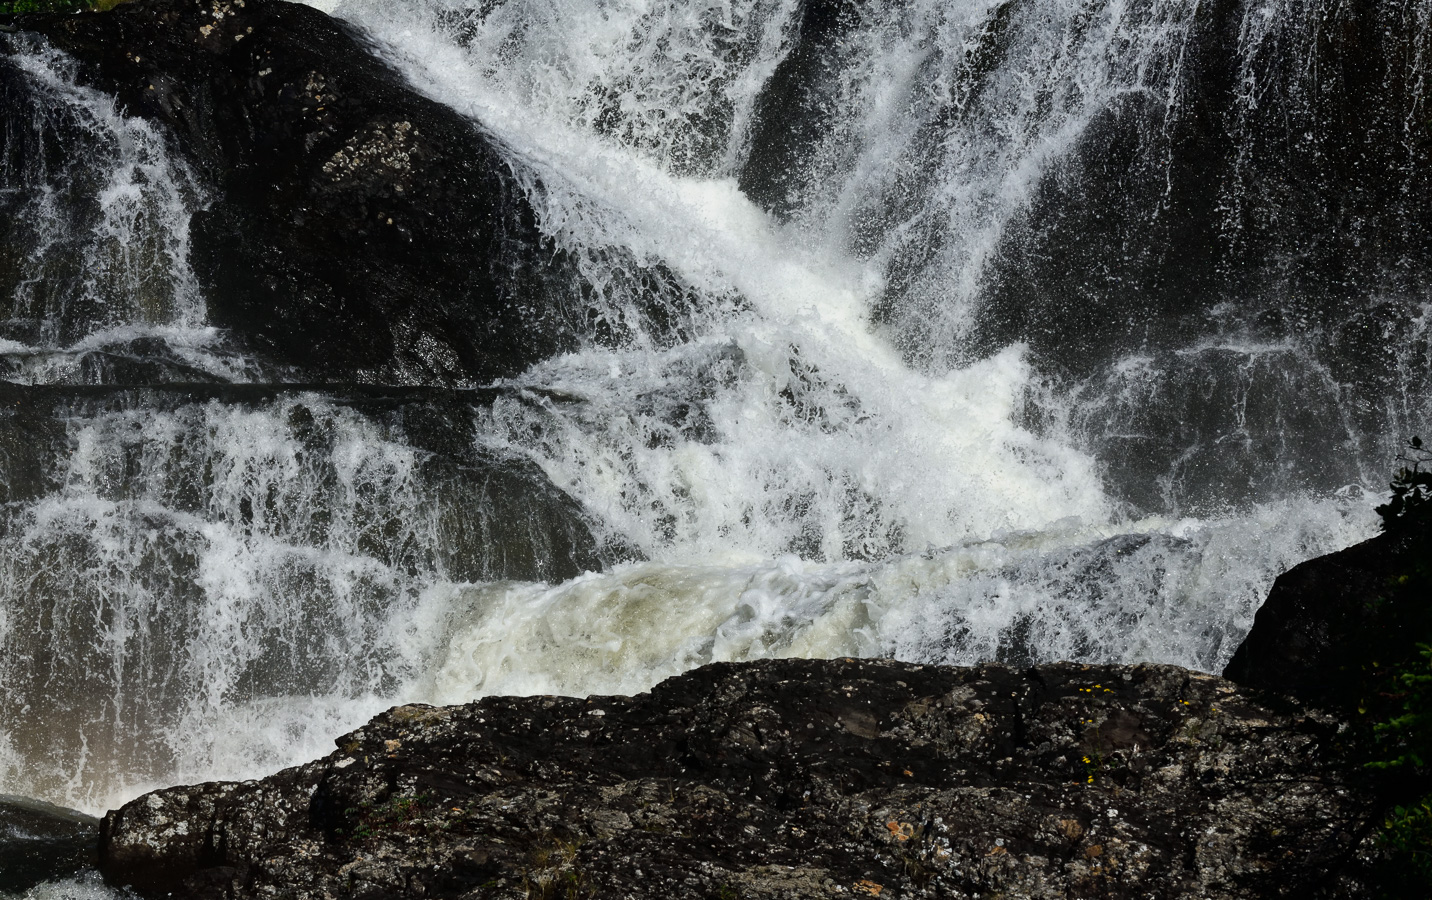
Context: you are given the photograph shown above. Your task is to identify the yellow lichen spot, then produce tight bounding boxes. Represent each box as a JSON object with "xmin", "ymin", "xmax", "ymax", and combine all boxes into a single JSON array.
[
  {"xmin": 1057, "ymin": 818, "xmax": 1085, "ymax": 839},
  {"xmin": 886, "ymin": 821, "xmax": 914, "ymax": 842},
  {"xmin": 853, "ymin": 879, "xmax": 884, "ymax": 896}
]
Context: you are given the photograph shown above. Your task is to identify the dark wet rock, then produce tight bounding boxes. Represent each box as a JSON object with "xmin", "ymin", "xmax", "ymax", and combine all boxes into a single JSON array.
[
  {"xmin": 0, "ymin": 380, "xmax": 612, "ymax": 583},
  {"xmin": 0, "ymin": 380, "xmax": 619, "ymax": 803},
  {"xmin": 1073, "ymin": 347, "xmax": 1363, "ymax": 516},
  {"xmin": 738, "ymin": 0, "xmax": 863, "ymax": 221},
  {"xmin": 1006, "ymin": 3, "xmax": 1432, "ymax": 505},
  {"xmin": 0, "ymin": 794, "xmax": 99, "ymax": 893},
  {"xmin": 4, "ymin": 0, "xmax": 581, "ymax": 385},
  {"xmin": 982, "ymin": 0, "xmax": 1432, "ymax": 508},
  {"xmin": 1223, "ymin": 525, "xmax": 1432, "ymax": 713},
  {"xmin": 0, "ymin": 40, "xmax": 209, "ymax": 352},
  {"xmin": 101, "ymin": 658, "xmax": 1380, "ymax": 899},
  {"xmin": 752, "ymin": 0, "xmax": 1432, "ymax": 377}
]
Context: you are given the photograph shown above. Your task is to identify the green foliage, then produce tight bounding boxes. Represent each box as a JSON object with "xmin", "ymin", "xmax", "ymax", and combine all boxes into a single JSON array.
[
  {"xmin": 336, "ymin": 793, "xmax": 436, "ymax": 843},
  {"xmin": 0, "ymin": 0, "xmax": 83, "ymax": 12},
  {"xmin": 1367, "ymin": 440, "xmax": 1432, "ymax": 896},
  {"xmin": 1378, "ymin": 437, "xmax": 1432, "ymax": 533},
  {"xmin": 522, "ymin": 832, "xmax": 588, "ymax": 900},
  {"xmin": 1369, "ymin": 645, "xmax": 1432, "ymax": 772},
  {"xmin": 1375, "ymin": 798, "xmax": 1432, "ymax": 897}
]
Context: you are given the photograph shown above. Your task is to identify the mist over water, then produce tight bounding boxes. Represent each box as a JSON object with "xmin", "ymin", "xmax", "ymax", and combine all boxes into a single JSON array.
[{"xmin": 0, "ymin": 0, "xmax": 1425, "ymax": 826}]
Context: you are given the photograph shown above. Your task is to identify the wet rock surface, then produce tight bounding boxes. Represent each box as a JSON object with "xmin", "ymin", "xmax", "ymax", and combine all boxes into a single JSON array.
[
  {"xmin": 101, "ymin": 657, "xmax": 1379, "ymax": 899},
  {"xmin": 739, "ymin": 0, "xmax": 1432, "ymax": 514},
  {"xmin": 0, "ymin": 381, "xmax": 613, "ymax": 584},
  {"xmin": 3, "ymin": 0, "xmax": 580, "ymax": 385},
  {"xmin": 0, "ymin": 794, "xmax": 99, "ymax": 893}
]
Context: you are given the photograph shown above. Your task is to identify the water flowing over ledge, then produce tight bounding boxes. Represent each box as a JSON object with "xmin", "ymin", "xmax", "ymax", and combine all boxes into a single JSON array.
[{"xmin": 0, "ymin": 0, "xmax": 1425, "ymax": 832}]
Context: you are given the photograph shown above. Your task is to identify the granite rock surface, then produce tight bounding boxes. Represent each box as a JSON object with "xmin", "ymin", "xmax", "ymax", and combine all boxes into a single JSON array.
[{"xmin": 101, "ymin": 657, "xmax": 1379, "ymax": 899}]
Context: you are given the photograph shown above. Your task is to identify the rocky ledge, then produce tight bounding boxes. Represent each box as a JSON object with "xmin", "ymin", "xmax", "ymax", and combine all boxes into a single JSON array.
[
  {"xmin": 3, "ymin": 0, "xmax": 580, "ymax": 385},
  {"xmin": 101, "ymin": 657, "xmax": 1379, "ymax": 899}
]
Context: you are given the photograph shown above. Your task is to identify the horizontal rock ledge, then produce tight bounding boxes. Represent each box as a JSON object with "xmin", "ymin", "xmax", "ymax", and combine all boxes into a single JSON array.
[{"xmin": 100, "ymin": 657, "xmax": 1380, "ymax": 899}]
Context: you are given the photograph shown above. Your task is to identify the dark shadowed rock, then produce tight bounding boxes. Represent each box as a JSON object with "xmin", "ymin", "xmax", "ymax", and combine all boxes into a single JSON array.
[
  {"xmin": 0, "ymin": 380, "xmax": 614, "ymax": 584},
  {"xmin": 0, "ymin": 794, "xmax": 99, "ymax": 893},
  {"xmin": 738, "ymin": 0, "xmax": 862, "ymax": 222},
  {"xmin": 100, "ymin": 658, "xmax": 1380, "ymax": 899},
  {"xmin": 5, "ymin": 0, "xmax": 581, "ymax": 385},
  {"xmin": 1223, "ymin": 527, "xmax": 1432, "ymax": 712}
]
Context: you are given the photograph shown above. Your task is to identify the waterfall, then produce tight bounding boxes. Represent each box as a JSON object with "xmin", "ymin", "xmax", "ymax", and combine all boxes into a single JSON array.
[{"xmin": 0, "ymin": 0, "xmax": 1424, "ymax": 826}]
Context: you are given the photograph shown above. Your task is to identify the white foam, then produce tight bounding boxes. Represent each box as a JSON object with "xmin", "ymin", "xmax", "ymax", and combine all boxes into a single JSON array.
[
  {"xmin": 0, "ymin": 0, "xmax": 1397, "ymax": 818},
  {"xmin": 419, "ymin": 494, "xmax": 1373, "ymax": 701},
  {"xmin": 5, "ymin": 874, "xmax": 129, "ymax": 900}
]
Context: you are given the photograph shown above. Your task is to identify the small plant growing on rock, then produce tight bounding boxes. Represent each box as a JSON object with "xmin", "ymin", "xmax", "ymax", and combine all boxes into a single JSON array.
[
  {"xmin": 1367, "ymin": 438, "xmax": 1432, "ymax": 897},
  {"xmin": 338, "ymin": 793, "xmax": 435, "ymax": 843},
  {"xmin": 1371, "ymin": 645, "xmax": 1432, "ymax": 772},
  {"xmin": 1368, "ymin": 645, "xmax": 1432, "ymax": 895},
  {"xmin": 1380, "ymin": 797, "xmax": 1432, "ymax": 889},
  {"xmin": 522, "ymin": 833, "xmax": 588, "ymax": 900},
  {"xmin": 1377, "ymin": 437, "xmax": 1432, "ymax": 533}
]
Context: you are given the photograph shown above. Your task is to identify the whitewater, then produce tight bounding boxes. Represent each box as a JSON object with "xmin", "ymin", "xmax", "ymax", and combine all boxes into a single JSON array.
[{"xmin": 2, "ymin": 0, "xmax": 1421, "ymax": 857}]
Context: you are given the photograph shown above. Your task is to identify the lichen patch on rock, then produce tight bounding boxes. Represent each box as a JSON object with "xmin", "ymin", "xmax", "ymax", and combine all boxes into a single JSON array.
[{"xmin": 99, "ymin": 658, "xmax": 1381, "ymax": 899}]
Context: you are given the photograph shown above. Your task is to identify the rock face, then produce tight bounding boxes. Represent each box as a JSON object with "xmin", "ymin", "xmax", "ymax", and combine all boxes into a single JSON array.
[
  {"xmin": 100, "ymin": 658, "xmax": 1378, "ymax": 899},
  {"xmin": 7, "ymin": 0, "xmax": 580, "ymax": 385},
  {"xmin": 0, "ymin": 794, "xmax": 99, "ymax": 893},
  {"xmin": 1222, "ymin": 526, "xmax": 1432, "ymax": 711},
  {"xmin": 0, "ymin": 381, "xmax": 612, "ymax": 582}
]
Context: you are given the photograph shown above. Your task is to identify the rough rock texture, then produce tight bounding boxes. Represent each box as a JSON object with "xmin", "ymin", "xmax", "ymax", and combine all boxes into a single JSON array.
[
  {"xmin": 101, "ymin": 658, "xmax": 1379, "ymax": 899},
  {"xmin": 4, "ymin": 0, "xmax": 580, "ymax": 385},
  {"xmin": 1223, "ymin": 526, "xmax": 1432, "ymax": 711}
]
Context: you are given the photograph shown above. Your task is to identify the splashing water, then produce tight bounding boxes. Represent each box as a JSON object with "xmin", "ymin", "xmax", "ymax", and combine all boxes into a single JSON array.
[{"xmin": 1, "ymin": 0, "xmax": 1425, "ymax": 822}]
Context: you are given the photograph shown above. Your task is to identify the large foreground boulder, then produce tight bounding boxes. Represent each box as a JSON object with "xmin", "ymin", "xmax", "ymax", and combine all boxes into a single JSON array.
[
  {"xmin": 4, "ymin": 0, "xmax": 579, "ymax": 385},
  {"xmin": 100, "ymin": 658, "xmax": 1379, "ymax": 899},
  {"xmin": 1223, "ymin": 525, "xmax": 1432, "ymax": 711}
]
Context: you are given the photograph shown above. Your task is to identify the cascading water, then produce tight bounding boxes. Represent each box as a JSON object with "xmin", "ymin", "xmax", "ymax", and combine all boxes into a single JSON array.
[{"xmin": 0, "ymin": 0, "xmax": 1424, "ymax": 872}]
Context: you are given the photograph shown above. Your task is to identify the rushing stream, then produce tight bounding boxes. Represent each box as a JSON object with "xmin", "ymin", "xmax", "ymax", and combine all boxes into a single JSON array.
[{"xmin": 1, "ymin": 0, "xmax": 1427, "ymax": 863}]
